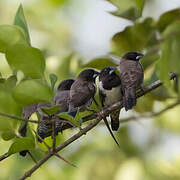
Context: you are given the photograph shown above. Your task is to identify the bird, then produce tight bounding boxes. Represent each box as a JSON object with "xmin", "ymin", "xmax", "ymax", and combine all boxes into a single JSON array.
[
  {"xmin": 119, "ymin": 52, "xmax": 144, "ymax": 111},
  {"xmin": 68, "ymin": 68, "xmax": 99, "ymax": 117},
  {"xmin": 98, "ymin": 66, "xmax": 122, "ymax": 147},
  {"xmin": 37, "ymin": 102, "xmax": 52, "ymax": 141},
  {"xmin": 37, "ymin": 79, "xmax": 75, "ymax": 141},
  {"xmin": 19, "ymin": 104, "xmax": 38, "ymax": 157},
  {"xmin": 54, "ymin": 79, "xmax": 75, "ymax": 130},
  {"xmin": 99, "ymin": 66, "xmax": 122, "ymax": 130}
]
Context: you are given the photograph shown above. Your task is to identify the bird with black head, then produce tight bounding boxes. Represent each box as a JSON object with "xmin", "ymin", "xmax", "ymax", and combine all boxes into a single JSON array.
[
  {"xmin": 120, "ymin": 52, "xmax": 144, "ymax": 111},
  {"xmin": 99, "ymin": 66, "xmax": 122, "ymax": 146}
]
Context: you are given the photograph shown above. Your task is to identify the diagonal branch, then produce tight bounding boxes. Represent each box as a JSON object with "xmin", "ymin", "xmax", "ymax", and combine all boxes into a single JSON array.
[{"xmin": 19, "ymin": 73, "xmax": 177, "ymax": 180}]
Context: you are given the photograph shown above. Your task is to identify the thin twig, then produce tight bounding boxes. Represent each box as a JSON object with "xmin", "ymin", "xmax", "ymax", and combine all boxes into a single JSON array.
[
  {"xmin": 32, "ymin": 129, "xmax": 76, "ymax": 168},
  {"xmin": 19, "ymin": 151, "xmax": 53, "ymax": 180},
  {"xmin": 27, "ymin": 151, "xmax": 37, "ymax": 164},
  {"xmin": 54, "ymin": 153, "xmax": 77, "ymax": 168},
  {"xmin": 32, "ymin": 130, "xmax": 51, "ymax": 151},
  {"xmin": 0, "ymin": 152, "xmax": 10, "ymax": 162},
  {"xmin": 52, "ymin": 118, "xmax": 56, "ymax": 152},
  {"xmin": 0, "ymin": 112, "xmax": 39, "ymax": 124}
]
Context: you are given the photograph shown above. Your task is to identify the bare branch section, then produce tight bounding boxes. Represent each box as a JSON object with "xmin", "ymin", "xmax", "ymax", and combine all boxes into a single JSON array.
[{"xmin": 0, "ymin": 152, "xmax": 10, "ymax": 161}]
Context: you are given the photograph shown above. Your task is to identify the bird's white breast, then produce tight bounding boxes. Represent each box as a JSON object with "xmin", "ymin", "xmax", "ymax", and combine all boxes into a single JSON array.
[{"xmin": 99, "ymin": 81, "xmax": 122, "ymax": 107}]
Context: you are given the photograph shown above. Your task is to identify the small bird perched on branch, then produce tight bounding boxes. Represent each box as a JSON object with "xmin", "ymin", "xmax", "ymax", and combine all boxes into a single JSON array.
[
  {"xmin": 99, "ymin": 66, "xmax": 122, "ymax": 131},
  {"xmin": 68, "ymin": 69, "xmax": 99, "ymax": 117},
  {"xmin": 99, "ymin": 66, "xmax": 122, "ymax": 147},
  {"xmin": 120, "ymin": 52, "xmax": 144, "ymax": 111}
]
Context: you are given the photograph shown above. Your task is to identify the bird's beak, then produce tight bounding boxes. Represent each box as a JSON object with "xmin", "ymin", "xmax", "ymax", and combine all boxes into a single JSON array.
[
  {"xmin": 136, "ymin": 53, "xmax": 144, "ymax": 60},
  {"xmin": 111, "ymin": 67, "xmax": 120, "ymax": 76},
  {"xmin": 109, "ymin": 69, "xmax": 115, "ymax": 75},
  {"xmin": 93, "ymin": 72, "xmax": 99, "ymax": 78}
]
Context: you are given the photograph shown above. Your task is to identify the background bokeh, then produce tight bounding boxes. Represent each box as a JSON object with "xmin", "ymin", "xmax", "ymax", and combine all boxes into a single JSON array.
[{"xmin": 0, "ymin": 0, "xmax": 180, "ymax": 179}]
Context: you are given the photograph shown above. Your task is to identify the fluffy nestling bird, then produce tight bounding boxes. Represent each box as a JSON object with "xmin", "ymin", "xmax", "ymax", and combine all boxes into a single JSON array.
[
  {"xmin": 68, "ymin": 69, "xmax": 99, "ymax": 117},
  {"xmin": 120, "ymin": 52, "xmax": 144, "ymax": 111}
]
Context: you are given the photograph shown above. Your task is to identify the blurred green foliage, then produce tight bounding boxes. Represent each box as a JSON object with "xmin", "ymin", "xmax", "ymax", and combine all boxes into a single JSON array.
[{"xmin": 0, "ymin": 0, "xmax": 180, "ymax": 180}]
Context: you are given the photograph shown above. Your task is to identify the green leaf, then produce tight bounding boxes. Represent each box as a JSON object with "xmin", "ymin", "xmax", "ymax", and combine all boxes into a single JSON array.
[
  {"xmin": 74, "ymin": 109, "xmax": 83, "ymax": 126},
  {"xmin": 0, "ymin": 25, "xmax": 27, "ymax": 53},
  {"xmin": 8, "ymin": 137, "xmax": 35, "ymax": 155},
  {"xmin": 107, "ymin": 0, "xmax": 145, "ymax": 21},
  {"xmin": 1, "ymin": 130, "xmax": 16, "ymax": 141},
  {"xmin": 111, "ymin": 18, "xmax": 156, "ymax": 56},
  {"xmin": 13, "ymin": 79, "xmax": 53, "ymax": 106},
  {"xmin": 156, "ymin": 21, "xmax": 180, "ymax": 88},
  {"xmin": 6, "ymin": 43, "xmax": 45, "ymax": 79},
  {"xmin": 49, "ymin": 73, "xmax": 57, "ymax": 91},
  {"xmin": 41, "ymin": 105, "xmax": 60, "ymax": 116},
  {"xmin": 141, "ymin": 49, "xmax": 159, "ymax": 70},
  {"xmin": 38, "ymin": 134, "xmax": 64, "ymax": 151},
  {"xmin": 82, "ymin": 57, "xmax": 117, "ymax": 70},
  {"xmin": 4, "ymin": 75, "xmax": 17, "ymax": 93},
  {"xmin": 0, "ymin": 87, "xmax": 22, "ymax": 131},
  {"xmin": 157, "ymin": 8, "xmax": 180, "ymax": 32},
  {"xmin": 58, "ymin": 112, "xmax": 80, "ymax": 127},
  {"xmin": 13, "ymin": 4, "xmax": 31, "ymax": 44}
]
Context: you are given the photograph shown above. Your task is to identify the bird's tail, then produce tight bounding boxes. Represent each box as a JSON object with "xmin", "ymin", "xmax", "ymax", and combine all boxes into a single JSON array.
[
  {"xmin": 110, "ymin": 109, "xmax": 120, "ymax": 131},
  {"xmin": 124, "ymin": 88, "xmax": 136, "ymax": 111},
  {"xmin": 103, "ymin": 117, "xmax": 120, "ymax": 147}
]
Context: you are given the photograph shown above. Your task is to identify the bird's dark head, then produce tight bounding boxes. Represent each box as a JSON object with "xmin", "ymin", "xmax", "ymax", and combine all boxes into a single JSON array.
[
  {"xmin": 122, "ymin": 52, "xmax": 144, "ymax": 61},
  {"xmin": 78, "ymin": 69, "xmax": 99, "ymax": 82},
  {"xmin": 99, "ymin": 66, "xmax": 121, "ymax": 90},
  {"xmin": 57, "ymin": 79, "xmax": 75, "ymax": 91},
  {"xmin": 99, "ymin": 66, "xmax": 117, "ymax": 79}
]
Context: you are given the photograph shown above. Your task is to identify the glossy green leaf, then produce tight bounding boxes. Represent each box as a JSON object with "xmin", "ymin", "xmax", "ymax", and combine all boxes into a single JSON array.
[
  {"xmin": 6, "ymin": 43, "xmax": 45, "ymax": 79},
  {"xmin": 157, "ymin": 8, "xmax": 180, "ymax": 32},
  {"xmin": 38, "ymin": 134, "xmax": 64, "ymax": 152},
  {"xmin": 107, "ymin": 0, "xmax": 145, "ymax": 21},
  {"xmin": 14, "ymin": 4, "xmax": 31, "ymax": 44},
  {"xmin": 13, "ymin": 79, "xmax": 53, "ymax": 106},
  {"xmin": 74, "ymin": 110, "xmax": 82, "ymax": 126},
  {"xmin": 82, "ymin": 57, "xmax": 117, "ymax": 70},
  {"xmin": 0, "ymin": 25, "xmax": 26, "ymax": 53},
  {"xmin": 1, "ymin": 130, "xmax": 16, "ymax": 141},
  {"xmin": 111, "ymin": 18, "xmax": 156, "ymax": 56},
  {"xmin": 49, "ymin": 73, "xmax": 57, "ymax": 91},
  {"xmin": 141, "ymin": 49, "xmax": 159, "ymax": 70},
  {"xmin": 8, "ymin": 137, "xmax": 35, "ymax": 155},
  {"xmin": 58, "ymin": 112, "xmax": 80, "ymax": 127},
  {"xmin": 4, "ymin": 75, "xmax": 17, "ymax": 93},
  {"xmin": 41, "ymin": 105, "xmax": 60, "ymax": 116},
  {"xmin": 0, "ymin": 87, "xmax": 22, "ymax": 131},
  {"xmin": 156, "ymin": 21, "xmax": 180, "ymax": 87}
]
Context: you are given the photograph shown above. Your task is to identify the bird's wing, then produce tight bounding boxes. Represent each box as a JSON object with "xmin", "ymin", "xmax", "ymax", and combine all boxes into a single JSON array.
[{"xmin": 70, "ymin": 80, "xmax": 96, "ymax": 107}]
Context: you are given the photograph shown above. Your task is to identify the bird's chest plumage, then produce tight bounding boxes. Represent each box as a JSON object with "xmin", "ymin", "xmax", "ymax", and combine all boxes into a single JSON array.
[{"xmin": 99, "ymin": 81, "xmax": 122, "ymax": 107}]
